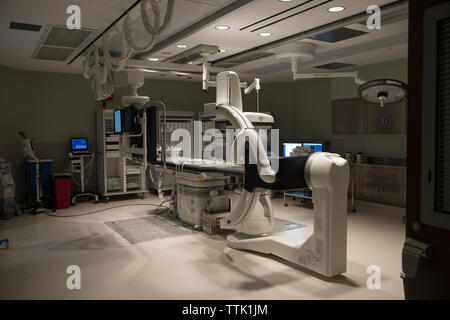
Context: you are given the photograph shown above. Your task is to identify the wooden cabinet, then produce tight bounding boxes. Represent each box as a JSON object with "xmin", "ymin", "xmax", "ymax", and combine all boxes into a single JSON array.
[
  {"xmin": 332, "ymin": 98, "xmax": 365, "ymax": 134},
  {"xmin": 351, "ymin": 164, "xmax": 406, "ymax": 207},
  {"xmin": 366, "ymin": 100, "xmax": 407, "ymax": 134},
  {"xmin": 332, "ymin": 98, "xmax": 407, "ymax": 134}
]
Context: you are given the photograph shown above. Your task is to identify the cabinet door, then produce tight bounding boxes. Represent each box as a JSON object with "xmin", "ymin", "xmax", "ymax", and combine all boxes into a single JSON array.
[
  {"xmin": 351, "ymin": 165, "xmax": 364, "ymax": 199},
  {"xmin": 379, "ymin": 177, "xmax": 399, "ymax": 206},
  {"xmin": 367, "ymin": 100, "xmax": 407, "ymax": 134},
  {"xmin": 362, "ymin": 166, "xmax": 381, "ymax": 202},
  {"xmin": 333, "ymin": 99, "xmax": 365, "ymax": 133}
]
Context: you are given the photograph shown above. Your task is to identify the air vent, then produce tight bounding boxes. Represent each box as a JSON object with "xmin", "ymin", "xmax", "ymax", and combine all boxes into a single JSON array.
[
  {"xmin": 9, "ymin": 22, "xmax": 42, "ymax": 32},
  {"xmin": 309, "ymin": 27, "xmax": 367, "ymax": 43},
  {"xmin": 43, "ymin": 26, "xmax": 91, "ymax": 48},
  {"xmin": 165, "ymin": 45, "xmax": 219, "ymax": 64},
  {"xmin": 35, "ymin": 47, "xmax": 75, "ymax": 61},
  {"xmin": 314, "ymin": 62, "xmax": 356, "ymax": 70},
  {"xmin": 33, "ymin": 25, "xmax": 95, "ymax": 62}
]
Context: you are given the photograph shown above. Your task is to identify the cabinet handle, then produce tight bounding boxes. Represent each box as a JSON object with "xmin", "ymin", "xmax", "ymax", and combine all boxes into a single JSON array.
[{"xmin": 380, "ymin": 184, "xmax": 383, "ymax": 193}]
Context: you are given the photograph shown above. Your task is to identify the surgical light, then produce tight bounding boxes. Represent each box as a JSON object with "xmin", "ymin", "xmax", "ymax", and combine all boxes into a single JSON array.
[{"xmin": 358, "ymin": 79, "xmax": 408, "ymax": 107}]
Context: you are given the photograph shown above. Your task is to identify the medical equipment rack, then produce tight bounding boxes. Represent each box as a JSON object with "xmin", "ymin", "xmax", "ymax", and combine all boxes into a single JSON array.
[{"xmin": 96, "ymin": 109, "xmax": 147, "ymax": 202}]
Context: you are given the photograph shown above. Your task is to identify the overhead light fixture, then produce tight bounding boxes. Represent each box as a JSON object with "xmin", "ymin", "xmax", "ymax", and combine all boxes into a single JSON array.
[
  {"xmin": 259, "ymin": 32, "xmax": 272, "ymax": 37},
  {"xmin": 215, "ymin": 25, "xmax": 230, "ymax": 30},
  {"xmin": 177, "ymin": 44, "xmax": 188, "ymax": 48},
  {"xmin": 328, "ymin": 6, "xmax": 345, "ymax": 12},
  {"xmin": 148, "ymin": 57, "xmax": 159, "ymax": 61},
  {"xmin": 279, "ymin": 0, "xmax": 293, "ymax": 2},
  {"xmin": 219, "ymin": 49, "xmax": 227, "ymax": 53}
]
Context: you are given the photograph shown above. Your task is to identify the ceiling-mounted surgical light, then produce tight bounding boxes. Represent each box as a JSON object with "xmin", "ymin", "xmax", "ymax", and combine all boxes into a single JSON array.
[
  {"xmin": 259, "ymin": 32, "xmax": 273, "ymax": 37},
  {"xmin": 328, "ymin": 6, "xmax": 345, "ymax": 12},
  {"xmin": 358, "ymin": 79, "xmax": 408, "ymax": 107},
  {"xmin": 215, "ymin": 25, "xmax": 230, "ymax": 30}
]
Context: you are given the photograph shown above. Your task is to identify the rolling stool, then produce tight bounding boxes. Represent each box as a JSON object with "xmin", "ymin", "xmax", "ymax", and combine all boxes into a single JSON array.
[{"xmin": 0, "ymin": 238, "xmax": 9, "ymax": 249}]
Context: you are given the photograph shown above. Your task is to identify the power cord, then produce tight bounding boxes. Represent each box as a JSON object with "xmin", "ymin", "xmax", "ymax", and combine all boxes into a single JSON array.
[{"xmin": 45, "ymin": 203, "xmax": 169, "ymax": 218}]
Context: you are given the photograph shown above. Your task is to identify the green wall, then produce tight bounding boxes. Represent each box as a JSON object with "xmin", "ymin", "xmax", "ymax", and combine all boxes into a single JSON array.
[{"xmin": 0, "ymin": 58, "xmax": 407, "ymax": 203}]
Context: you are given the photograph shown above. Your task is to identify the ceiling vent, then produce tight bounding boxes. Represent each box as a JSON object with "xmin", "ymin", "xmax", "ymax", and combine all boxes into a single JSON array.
[
  {"xmin": 314, "ymin": 62, "xmax": 356, "ymax": 70},
  {"xmin": 33, "ymin": 25, "xmax": 95, "ymax": 61},
  {"xmin": 165, "ymin": 45, "xmax": 219, "ymax": 64},
  {"xmin": 308, "ymin": 27, "xmax": 368, "ymax": 43},
  {"xmin": 9, "ymin": 22, "xmax": 42, "ymax": 32}
]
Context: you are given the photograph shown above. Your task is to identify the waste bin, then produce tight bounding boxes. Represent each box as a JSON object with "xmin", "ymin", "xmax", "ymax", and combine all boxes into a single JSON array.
[{"xmin": 52, "ymin": 174, "xmax": 71, "ymax": 210}]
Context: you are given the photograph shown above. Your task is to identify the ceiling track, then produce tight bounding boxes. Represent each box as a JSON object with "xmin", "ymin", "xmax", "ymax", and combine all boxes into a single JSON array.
[
  {"xmin": 132, "ymin": 0, "xmax": 254, "ymax": 60},
  {"xmin": 239, "ymin": 0, "xmax": 315, "ymax": 31},
  {"xmin": 212, "ymin": 0, "xmax": 408, "ymax": 68},
  {"xmin": 249, "ymin": 0, "xmax": 334, "ymax": 33},
  {"xmin": 68, "ymin": 0, "xmax": 142, "ymax": 65}
]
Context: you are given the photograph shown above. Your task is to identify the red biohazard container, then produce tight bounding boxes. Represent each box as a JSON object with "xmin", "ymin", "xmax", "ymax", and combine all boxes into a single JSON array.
[{"xmin": 52, "ymin": 174, "xmax": 71, "ymax": 210}]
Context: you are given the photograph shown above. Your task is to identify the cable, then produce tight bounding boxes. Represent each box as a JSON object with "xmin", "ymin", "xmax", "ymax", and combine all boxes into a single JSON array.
[{"xmin": 45, "ymin": 203, "xmax": 168, "ymax": 218}]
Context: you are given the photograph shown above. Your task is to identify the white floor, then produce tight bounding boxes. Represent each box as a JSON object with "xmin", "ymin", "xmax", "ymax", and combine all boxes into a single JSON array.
[{"xmin": 0, "ymin": 195, "xmax": 406, "ymax": 300}]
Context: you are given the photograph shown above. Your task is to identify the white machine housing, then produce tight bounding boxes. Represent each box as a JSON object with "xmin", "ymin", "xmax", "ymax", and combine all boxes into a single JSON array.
[{"xmin": 207, "ymin": 71, "xmax": 350, "ymax": 277}]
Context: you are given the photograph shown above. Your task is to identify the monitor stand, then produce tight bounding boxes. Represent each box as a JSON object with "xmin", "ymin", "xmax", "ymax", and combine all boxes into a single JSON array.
[{"xmin": 70, "ymin": 154, "xmax": 99, "ymax": 206}]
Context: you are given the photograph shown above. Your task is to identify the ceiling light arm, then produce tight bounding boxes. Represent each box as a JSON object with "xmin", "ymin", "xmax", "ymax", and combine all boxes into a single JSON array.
[
  {"xmin": 244, "ymin": 78, "xmax": 260, "ymax": 95},
  {"xmin": 202, "ymin": 54, "xmax": 216, "ymax": 92},
  {"xmin": 293, "ymin": 71, "xmax": 366, "ymax": 85}
]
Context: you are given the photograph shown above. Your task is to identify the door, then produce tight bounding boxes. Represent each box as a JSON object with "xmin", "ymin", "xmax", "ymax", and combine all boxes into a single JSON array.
[{"xmin": 403, "ymin": 0, "xmax": 450, "ymax": 299}]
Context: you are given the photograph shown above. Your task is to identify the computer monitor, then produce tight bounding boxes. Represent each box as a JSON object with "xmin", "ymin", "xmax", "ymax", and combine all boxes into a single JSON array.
[
  {"xmin": 114, "ymin": 109, "xmax": 122, "ymax": 134},
  {"xmin": 303, "ymin": 143, "xmax": 323, "ymax": 152},
  {"xmin": 283, "ymin": 143, "xmax": 302, "ymax": 157},
  {"xmin": 71, "ymin": 138, "xmax": 88, "ymax": 152}
]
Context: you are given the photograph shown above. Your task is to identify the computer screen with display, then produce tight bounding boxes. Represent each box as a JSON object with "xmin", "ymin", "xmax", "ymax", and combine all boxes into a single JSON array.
[
  {"xmin": 71, "ymin": 138, "xmax": 88, "ymax": 152},
  {"xmin": 283, "ymin": 143, "xmax": 302, "ymax": 157},
  {"xmin": 114, "ymin": 109, "xmax": 122, "ymax": 134},
  {"xmin": 303, "ymin": 143, "xmax": 323, "ymax": 152}
]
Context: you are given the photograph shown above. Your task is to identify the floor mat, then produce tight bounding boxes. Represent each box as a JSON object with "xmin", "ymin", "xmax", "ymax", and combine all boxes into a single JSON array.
[
  {"xmin": 105, "ymin": 215, "xmax": 192, "ymax": 244},
  {"xmin": 105, "ymin": 216, "xmax": 305, "ymax": 244}
]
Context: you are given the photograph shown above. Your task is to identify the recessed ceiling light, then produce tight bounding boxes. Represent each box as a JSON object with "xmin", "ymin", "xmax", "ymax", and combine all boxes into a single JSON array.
[
  {"xmin": 328, "ymin": 6, "xmax": 345, "ymax": 12},
  {"xmin": 219, "ymin": 49, "xmax": 227, "ymax": 53},
  {"xmin": 259, "ymin": 32, "xmax": 272, "ymax": 37},
  {"xmin": 215, "ymin": 25, "xmax": 230, "ymax": 30},
  {"xmin": 279, "ymin": 0, "xmax": 293, "ymax": 2},
  {"xmin": 177, "ymin": 44, "xmax": 188, "ymax": 48},
  {"xmin": 148, "ymin": 57, "xmax": 159, "ymax": 61}
]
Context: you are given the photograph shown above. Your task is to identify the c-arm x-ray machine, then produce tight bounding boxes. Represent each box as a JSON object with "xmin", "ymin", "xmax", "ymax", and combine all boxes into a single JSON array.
[
  {"xmin": 197, "ymin": 71, "xmax": 349, "ymax": 277},
  {"xmin": 111, "ymin": 64, "xmax": 349, "ymax": 277}
]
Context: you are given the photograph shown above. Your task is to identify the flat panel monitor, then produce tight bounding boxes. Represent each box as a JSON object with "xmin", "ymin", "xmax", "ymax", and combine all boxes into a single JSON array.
[
  {"xmin": 303, "ymin": 143, "xmax": 323, "ymax": 152},
  {"xmin": 114, "ymin": 109, "xmax": 122, "ymax": 134},
  {"xmin": 283, "ymin": 143, "xmax": 302, "ymax": 157},
  {"xmin": 71, "ymin": 138, "xmax": 88, "ymax": 152}
]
